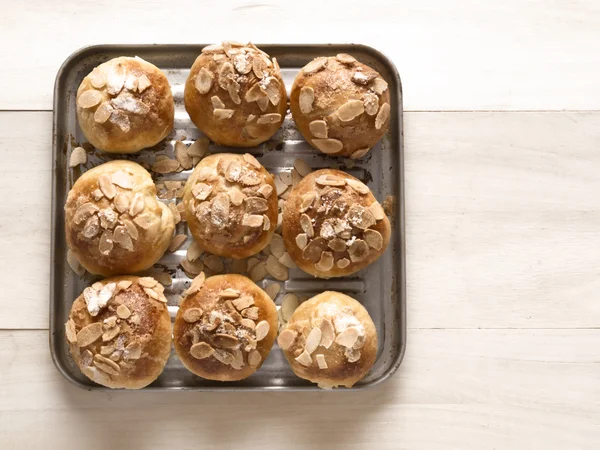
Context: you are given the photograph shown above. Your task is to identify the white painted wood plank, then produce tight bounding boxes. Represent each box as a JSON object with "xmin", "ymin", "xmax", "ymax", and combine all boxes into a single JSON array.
[
  {"xmin": 1, "ymin": 0, "xmax": 600, "ymax": 110},
  {"xmin": 0, "ymin": 330, "xmax": 597, "ymax": 449},
  {"xmin": 2, "ymin": 112, "xmax": 600, "ymax": 328}
]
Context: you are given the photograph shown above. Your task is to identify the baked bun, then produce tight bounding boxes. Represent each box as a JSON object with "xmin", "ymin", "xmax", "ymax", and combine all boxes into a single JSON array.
[
  {"xmin": 183, "ymin": 153, "xmax": 278, "ymax": 259},
  {"xmin": 184, "ymin": 42, "xmax": 287, "ymax": 147},
  {"xmin": 278, "ymin": 291, "xmax": 377, "ymax": 389},
  {"xmin": 76, "ymin": 56, "xmax": 174, "ymax": 153},
  {"xmin": 290, "ymin": 55, "xmax": 391, "ymax": 159},
  {"xmin": 174, "ymin": 273, "xmax": 278, "ymax": 381},
  {"xmin": 65, "ymin": 160, "xmax": 175, "ymax": 276},
  {"xmin": 65, "ymin": 276, "xmax": 171, "ymax": 389},
  {"xmin": 282, "ymin": 169, "xmax": 390, "ymax": 278}
]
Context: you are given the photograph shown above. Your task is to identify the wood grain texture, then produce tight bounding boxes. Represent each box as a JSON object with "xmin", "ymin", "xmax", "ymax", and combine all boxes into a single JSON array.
[
  {"xmin": 0, "ymin": 330, "xmax": 598, "ymax": 449},
  {"xmin": 2, "ymin": 112, "xmax": 600, "ymax": 329},
  {"xmin": 1, "ymin": 0, "xmax": 600, "ymax": 110}
]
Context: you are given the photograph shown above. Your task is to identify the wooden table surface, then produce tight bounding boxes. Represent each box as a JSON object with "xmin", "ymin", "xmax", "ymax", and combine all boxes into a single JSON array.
[{"xmin": 1, "ymin": 1, "xmax": 599, "ymax": 449}]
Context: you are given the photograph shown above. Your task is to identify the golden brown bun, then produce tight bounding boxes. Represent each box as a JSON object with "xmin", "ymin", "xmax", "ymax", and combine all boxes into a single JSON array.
[
  {"xmin": 76, "ymin": 56, "xmax": 174, "ymax": 153},
  {"xmin": 183, "ymin": 153, "xmax": 278, "ymax": 259},
  {"xmin": 65, "ymin": 276, "xmax": 171, "ymax": 389},
  {"xmin": 290, "ymin": 55, "xmax": 391, "ymax": 159},
  {"xmin": 65, "ymin": 160, "xmax": 175, "ymax": 276},
  {"xmin": 279, "ymin": 291, "xmax": 377, "ymax": 389},
  {"xmin": 184, "ymin": 42, "xmax": 287, "ymax": 147},
  {"xmin": 174, "ymin": 273, "xmax": 278, "ymax": 381},
  {"xmin": 282, "ymin": 169, "xmax": 390, "ymax": 278}
]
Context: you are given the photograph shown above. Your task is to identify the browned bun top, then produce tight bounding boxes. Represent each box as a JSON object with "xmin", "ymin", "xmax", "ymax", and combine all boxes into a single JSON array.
[
  {"xmin": 66, "ymin": 276, "xmax": 172, "ymax": 389},
  {"xmin": 290, "ymin": 55, "xmax": 391, "ymax": 158},
  {"xmin": 279, "ymin": 291, "xmax": 377, "ymax": 389},
  {"xmin": 282, "ymin": 168, "xmax": 390, "ymax": 278},
  {"xmin": 173, "ymin": 273, "xmax": 278, "ymax": 381},
  {"xmin": 184, "ymin": 42, "xmax": 287, "ymax": 147},
  {"xmin": 64, "ymin": 160, "xmax": 175, "ymax": 276},
  {"xmin": 76, "ymin": 56, "xmax": 174, "ymax": 153},
  {"xmin": 183, "ymin": 153, "xmax": 278, "ymax": 259}
]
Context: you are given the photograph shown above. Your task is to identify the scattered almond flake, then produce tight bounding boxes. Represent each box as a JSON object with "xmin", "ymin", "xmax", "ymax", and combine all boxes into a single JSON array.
[
  {"xmin": 264, "ymin": 283, "xmax": 280, "ymax": 300},
  {"xmin": 124, "ymin": 72, "xmax": 138, "ymax": 92},
  {"xmin": 76, "ymin": 322, "xmax": 103, "ymax": 347},
  {"xmin": 128, "ymin": 193, "xmax": 144, "ymax": 218},
  {"xmin": 113, "ymin": 225, "xmax": 134, "ymax": 251},
  {"xmin": 97, "ymin": 174, "xmax": 116, "ymax": 199},
  {"xmin": 335, "ymin": 53, "xmax": 357, "ymax": 65},
  {"xmin": 81, "ymin": 214, "xmax": 100, "ymax": 239},
  {"xmin": 328, "ymin": 237, "xmax": 346, "ymax": 253},
  {"xmin": 346, "ymin": 178, "xmax": 370, "ymax": 195},
  {"xmin": 156, "ymin": 155, "xmax": 170, "ymax": 162},
  {"xmin": 133, "ymin": 214, "xmax": 151, "ymax": 229},
  {"xmin": 281, "ymin": 293, "xmax": 299, "ymax": 321},
  {"xmin": 231, "ymin": 295, "xmax": 254, "ymax": 311},
  {"xmin": 260, "ymin": 76, "xmax": 282, "ymax": 105},
  {"xmin": 195, "ymin": 68, "xmax": 214, "ymax": 94},
  {"xmin": 313, "ymin": 138, "xmax": 343, "ymax": 154},
  {"xmin": 67, "ymin": 250, "xmax": 85, "ymax": 276},
  {"xmin": 349, "ymin": 239, "xmax": 370, "ymax": 262},
  {"xmin": 167, "ymin": 202, "xmax": 181, "ymax": 224},
  {"xmin": 111, "ymin": 170, "xmax": 134, "ymax": 189},
  {"xmin": 303, "ymin": 57, "xmax": 327, "ymax": 74},
  {"xmin": 174, "ymin": 141, "xmax": 193, "ymax": 170},
  {"xmin": 227, "ymin": 78, "xmax": 242, "ymax": 104},
  {"xmin": 300, "ymin": 192, "xmax": 316, "ymax": 213},
  {"xmin": 256, "ymin": 113, "xmax": 282, "ymax": 125},
  {"xmin": 213, "ymin": 108, "xmax": 235, "ymax": 120},
  {"xmin": 277, "ymin": 212, "xmax": 283, "ymax": 230},
  {"xmin": 188, "ymin": 137, "xmax": 209, "ymax": 158},
  {"xmin": 302, "ymin": 237, "xmax": 328, "ymax": 262},
  {"xmin": 371, "ymin": 77, "xmax": 388, "ymax": 95},
  {"xmin": 78, "ymin": 89, "xmax": 102, "ymax": 109},
  {"xmin": 245, "ymin": 83, "xmax": 267, "ymax": 102},
  {"xmin": 190, "ymin": 342, "xmax": 214, "ymax": 360},
  {"xmin": 243, "ymin": 153, "xmax": 261, "ymax": 169},
  {"xmin": 184, "ymin": 271, "xmax": 206, "ymax": 296},
  {"xmin": 364, "ymin": 229, "xmax": 384, "ymax": 250},
  {"xmin": 98, "ymin": 207, "xmax": 118, "ymax": 230},
  {"xmin": 211, "ymin": 95, "xmax": 225, "ymax": 109},
  {"xmin": 269, "ymin": 233, "xmax": 285, "ymax": 258},
  {"xmin": 69, "ymin": 147, "xmax": 87, "ymax": 167},
  {"xmin": 363, "ymin": 91, "xmax": 379, "ymax": 116},
  {"xmin": 278, "ymin": 252, "xmax": 297, "ymax": 269},
  {"xmin": 183, "ymin": 241, "xmax": 202, "ymax": 263},
  {"xmin": 143, "ymin": 287, "xmax": 160, "ymax": 301},
  {"xmin": 257, "ymin": 96, "xmax": 269, "ymax": 112},
  {"xmin": 295, "ymin": 350, "xmax": 312, "ymax": 366},
  {"xmin": 255, "ymin": 184, "xmax": 272, "ymax": 200},
  {"xmin": 242, "ymin": 306, "xmax": 259, "ymax": 320},
  {"xmin": 65, "ymin": 319, "xmax": 77, "ymax": 344},
  {"xmin": 242, "ymin": 214, "xmax": 264, "ymax": 228},
  {"xmin": 218, "ymin": 62, "xmax": 234, "ymax": 89},
  {"xmin": 92, "ymin": 189, "xmax": 104, "ymax": 201},
  {"xmin": 247, "ymin": 257, "xmax": 260, "ymax": 271},
  {"xmin": 305, "ymin": 327, "xmax": 322, "ymax": 354},
  {"xmin": 137, "ymin": 73, "xmax": 151, "ymax": 93},
  {"xmin": 337, "ymin": 258, "xmax": 351, "ymax": 269},
  {"xmin": 181, "ymin": 257, "xmax": 204, "ymax": 276},
  {"xmin": 290, "ymin": 160, "xmax": 310, "ymax": 180},
  {"xmin": 352, "ymin": 71, "xmax": 378, "ymax": 85},
  {"xmin": 369, "ymin": 201, "xmax": 385, "ymax": 220},
  {"xmin": 299, "ymin": 214, "xmax": 314, "ymax": 237},
  {"xmin": 98, "ymin": 230, "xmax": 114, "ymax": 255},
  {"xmin": 263, "ymin": 214, "xmax": 272, "ymax": 231},
  {"xmin": 109, "ymin": 110, "xmax": 131, "ymax": 132},
  {"xmin": 295, "ymin": 233, "xmax": 308, "ymax": 250},
  {"xmin": 115, "ymin": 304, "xmax": 131, "ymax": 320},
  {"xmin": 94, "ymin": 102, "xmax": 113, "ymax": 124},
  {"xmin": 203, "ymin": 254, "xmax": 224, "ymax": 273},
  {"xmin": 375, "ymin": 103, "xmax": 390, "ymax": 130},
  {"xmin": 274, "ymin": 175, "xmax": 288, "ymax": 196},
  {"xmin": 252, "ymin": 56, "xmax": 267, "ymax": 79},
  {"xmin": 350, "ymin": 147, "xmax": 370, "ymax": 160},
  {"xmin": 249, "ymin": 261, "xmax": 268, "ymax": 282},
  {"xmin": 316, "ymin": 354, "xmax": 328, "ymax": 369},
  {"xmin": 298, "ymin": 86, "xmax": 314, "ymax": 114},
  {"xmin": 335, "ymin": 327, "xmax": 359, "ymax": 348},
  {"xmin": 266, "ymin": 255, "xmax": 288, "ymax": 281},
  {"xmin": 123, "ymin": 342, "xmax": 142, "ymax": 361},
  {"xmin": 276, "ymin": 329, "xmax": 296, "ymax": 350},
  {"xmin": 319, "ymin": 319, "xmax": 335, "ymax": 348},
  {"xmin": 152, "ymin": 158, "xmax": 181, "ymax": 174},
  {"xmin": 315, "ymin": 251, "xmax": 334, "ymax": 272},
  {"xmin": 183, "ymin": 307, "xmax": 203, "ymax": 323},
  {"xmin": 111, "ymin": 93, "xmax": 150, "ymax": 115},
  {"xmin": 202, "ymin": 43, "xmax": 224, "ymax": 53},
  {"xmin": 315, "ymin": 174, "xmax": 346, "ymax": 187},
  {"xmin": 168, "ymin": 234, "xmax": 187, "ymax": 252},
  {"xmin": 247, "ymin": 349, "xmax": 261, "ymax": 367},
  {"xmin": 116, "ymin": 280, "xmax": 132, "ymax": 292},
  {"xmin": 308, "ymin": 119, "xmax": 329, "ymax": 139},
  {"xmin": 337, "ymin": 100, "xmax": 365, "ymax": 122},
  {"xmin": 277, "ymin": 172, "xmax": 291, "ymax": 187},
  {"xmin": 239, "ymin": 318, "xmax": 255, "ymax": 330},
  {"xmin": 106, "ymin": 63, "xmax": 126, "ymax": 95},
  {"xmin": 255, "ymin": 320, "xmax": 270, "ymax": 341},
  {"xmin": 89, "ymin": 68, "xmax": 106, "ymax": 89}
]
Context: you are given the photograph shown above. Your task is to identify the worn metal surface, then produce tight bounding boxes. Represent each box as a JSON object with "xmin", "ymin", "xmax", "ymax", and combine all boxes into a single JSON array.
[{"xmin": 50, "ymin": 44, "xmax": 405, "ymax": 391}]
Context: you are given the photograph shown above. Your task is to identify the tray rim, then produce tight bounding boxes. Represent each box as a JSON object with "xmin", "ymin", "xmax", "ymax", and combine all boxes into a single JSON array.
[{"xmin": 50, "ymin": 42, "xmax": 406, "ymax": 392}]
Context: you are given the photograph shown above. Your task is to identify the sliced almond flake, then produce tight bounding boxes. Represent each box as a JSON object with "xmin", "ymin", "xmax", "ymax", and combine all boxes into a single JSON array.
[
  {"xmin": 243, "ymin": 153, "xmax": 261, "ymax": 169},
  {"xmin": 175, "ymin": 141, "xmax": 193, "ymax": 170},
  {"xmin": 369, "ymin": 201, "xmax": 385, "ymax": 220},
  {"xmin": 375, "ymin": 103, "xmax": 391, "ymax": 130},
  {"xmin": 124, "ymin": 73, "xmax": 138, "ymax": 91},
  {"xmin": 257, "ymin": 113, "xmax": 282, "ymax": 125},
  {"xmin": 269, "ymin": 233, "xmax": 285, "ymax": 258},
  {"xmin": 65, "ymin": 319, "xmax": 77, "ymax": 344},
  {"xmin": 69, "ymin": 147, "xmax": 87, "ymax": 167},
  {"xmin": 218, "ymin": 288, "xmax": 240, "ymax": 299},
  {"xmin": 256, "ymin": 96, "xmax": 269, "ymax": 112},
  {"xmin": 299, "ymin": 214, "xmax": 314, "ymax": 237},
  {"xmin": 76, "ymin": 322, "xmax": 103, "ymax": 347},
  {"xmin": 295, "ymin": 350, "xmax": 312, "ymax": 366},
  {"xmin": 113, "ymin": 225, "xmax": 134, "ymax": 251},
  {"xmin": 371, "ymin": 77, "xmax": 388, "ymax": 95},
  {"xmin": 352, "ymin": 71, "xmax": 378, "ymax": 85},
  {"xmin": 152, "ymin": 158, "xmax": 181, "ymax": 174},
  {"xmin": 168, "ymin": 234, "xmax": 187, "ymax": 252},
  {"xmin": 116, "ymin": 304, "xmax": 131, "ymax": 319},
  {"xmin": 225, "ymin": 159, "xmax": 242, "ymax": 182},
  {"xmin": 190, "ymin": 342, "xmax": 214, "ymax": 359},
  {"xmin": 184, "ymin": 271, "xmax": 206, "ymax": 296},
  {"xmin": 111, "ymin": 171, "xmax": 133, "ymax": 190},
  {"xmin": 305, "ymin": 327, "xmax": 322, "ymax": 354},
  {"xmin": 183, "ymin": 307, "xmax": 203, "ymax": 323},
  {"xmin": 364, "ymin": 229, "xmax": 383, "ymax": 250},
  {"xmin": 78, "ymin": 89, "xmax": 102, "ymax": 109},
  {"xmin": 263, "ymin": 214, "xmax": 271, "ymax": 231},
  {"xmin": 261, "ymin": 76, "xmax": 281, "ymax": 105},
  {"xmin": 242, "ymin": 306, "xmax": 259, "ymax": 320},
  {"xmin": 240, "ymin": 170, "xmax": 262, "ymax": 186},
  {"xmin": 213, "ymin": 108, "xmax": 234, "ymax": 120},
  {"xmin": 73, "ymin": 203, "xmax": 98, "ymax": 226},
  {"xmin": 316, "ymin": 174, "xmax": 346, "ymax": 187},
  {"xmin": 94, "ymin": 102, "xmax": 113, "ymax": 124},
  {"xmin": 278, "ymin": 253, "xmax": 296, "ymax": 269},
  {"xmin": 218, "ymin": 62, "xmax": 235, "ymax": 90},
  {"xmin": 277, "ymin": 212, "xmax": 283, "ymax": 230},
  {"xmin": 107, "ymin": 63, "xmax": 126, "ymax": 95},
  {"xmin": 248, "ymin": 349, "xmax": 261, "ymax": 367},
  {"xmin": 299, "ymin": 192, "xmax": 316, "ymax": 213},
  {"xmin": 92, "ymin": 189, "xmax": 104, "ymax": 201},
  {"xmin": 277, "ymin": 329, "xmax": 297, "ymax": 350},
  {"xmin": 228, "ymin": 188, "xmax": 244, "ymax": 206},
  {"xmin": 309, "ymin": 120, "xmax": 328, "ymax": 139},
  {"xmin": 256, "ymin": 184, "xmax": 273, "ymax": 199},
  {"xmin": 350, "ymin": 147, "xmax": 370, "ymax": 160},
  {"xmin": 295, "ymin": 233, "xmax": 308, "ymax": 250},
  {"xmin": 240, "ymin": 318, "xmax": 256, "ymax": 329},
  {"xmin": 363, "ymin": 91, "xmax": 379, "ymax": 116},
  {"xmin": 335, "ymin": 326, "xmax": 359, "ymax": 348},
  {"xmin": 185, "ymin": 241, "xmax": 203, "ymax": 262},
  {"xmin": 245, "ymin": 83, "xmax": 268, "ymax": 102},
  {"xmin": 247, "ymin": 257, "xmax": 260, "ymax": 271},
  {"xmin": 336, "ymin": 258, "xmax": 351, "ymax": 269},
  {"xmin": 302, "ymin": 237, "xmax": 328, "ymax": 262},
  {"xmin": 117, "ymin": 280, "xmax": 132, "ymax": 292},
  {"xmin": 264, "ymin": 283, "xmax": 280, "ymax": 300},
  {"xmin": 94, "ymin": 354, "xmax": 121, "ymax": 375},
  {"xmin": 67, "ymin": 250, "xmax": 85, "ymax": 276},
  {"xmin": 168, "ymin": 202, "xmax": 181, "ymax": 225},
  {"xmin": 183, "ymin": 258, "xmax": 204, "ymax": 277},
  {"xmin": 188, "ymin": 137, "xmax": 209, "ymax": 158},
  {"xmin": 128, "ymin": 193, "xmax": 145, "ymax": 217},
  {"xmin": 242, "ymin": 214, "xmax": 264, "ymax": 228},
  {"xmin": 123, "ymin": 342, "xmax": 142, "ymax": 361},
  {"xmin": 111, "ymin": 93, "xmax": 150, "ymax": 115},
  {"xmin": 100, "ymin": 344, "xmax": 114, "ymax": 356},
  {"xmin": 245, "ymin": 196, "xmax": 269, "ymax": 214},
  {"xmin": 313, "ymin": 138, "xmax": 343, "ymax": 154},
  {"xmin": 346, "ymin": 178, "xmax": 370, "ymax": 195},
  {"xmin": 337, "ymin": 100, "xmax": 365, "ymax": 122},
  {"xmin": 81, "ymin": 214, "xmax": 100, "ymax": 239},
  {"xmin": 232, "ymin": 295, "xmax": 254, "ymax": 311},
  {"xmin": 113, "ymin": 193, "xmax": 130, "ymax": 213},
  {"xmin": 213, "ymin": 333, "xmax": 239, "ymax": 349},
  {"xmin": 303, "ymin": 57, "xmax": 327, "ymax": 74},
  {"xmin": 281, "ymin": 293, "xmax": 299, "ymax": 321},
  {"xmin": 315, "ymin": 251, "xmax": 334, "ymax": 272},
  {"xmin": 97, "ymin": 174, "xmax": 116, "ymax": 199},
  {"xmin": 328, "ymin": 237, "xmax": 346, "ymax": 253},
  {"xmin": 202, "ymin": 43, "xmax": 224, "ymax": 53},
  {"xmin": 252, "ymin": 56, "xmax": 267, "ymax": 79},
  {"xmin": 335, "ymin": 53, "xmax": 357, "ymax": 65},
  {"xmin": 138, "ymin": 277, "xmax": 158, "ymax": 288},
  {"xmin": 255, "ymin": 320, "xmax": 270, "ymax": 341},
  {"xmin": 89, "ymin": 68, "xmax": 106, "ymax": 89},
  {"xmin": 153, "ymin": 271, "xmax": 172, "ymax": 286},
  {"xmin": 249, "ymin": 261, "xmax": 268, "ymax": 282},
  {"xmin": 143, "ymin": 287, "xmax": 159, "ymax": 300},
  {"xmin": 211, "ymin": 95, "xmax": 225, "ymax": 109},
  {"xmin": 314, "ymin": 354, "xmax": 328, "ymax": 370},
  {"xmin": 203, "ymin": 254, "xmax": 224, "ymax": 273},
  {"xmin": 299, "ymin": 86, "xmax": 314, "ymax": 114},
  {"xmin": 98, "ymin": 207, "xmax": 117, "ymax": 230},
  {"xmin": 109, "ymin": 109, "xmax": 131, "ymax": 133},
  {"xmin": 233, "ymin": 52, "xmax": 252, "ymax": 74},
  {"xmin": 195, "ymin": 68, "xmax": 214, "ymax": 94},
  {"xmin": 137, "ymin": 73, "xmax": 151, "ymax": 93},
  {"xmin": 227, "ymin": 79, "xmax": 242, "ymax": 104},
  {"xmin": 319, "ymin": 319, "xmax": 335, "ymax": 348},
  {"xmin": 133, "ymin": 214, "xmax": 151, "ymax": 229},
  {"xmin": 349, "ymin": 239, "xmax": 370, "ymax": 262},
  {"xmin": 192, "ymin": 182, "xmax": 213, "ymax": 201},
  {"xmin": 274, "ymin": 175, "xmax": 288, "ymax": 196},
  {"xmin": 98, "ymin": 230, "xmax": 114, "ymax": 255}
]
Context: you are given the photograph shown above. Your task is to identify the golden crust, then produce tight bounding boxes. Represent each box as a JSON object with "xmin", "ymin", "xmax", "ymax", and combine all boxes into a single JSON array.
[
  {"xmin": 64, "ymin": 160, "xmax": 175, "ymax": 276},
  {"xmin": 66, "ymin": 276, "xmax": 172, "ymax": 389},
  {"xmin": 184, "ymin": 43, "xmax": 287, "ymax": 147},
  {"xmin": 183, "ymin": 153, "xmax": 278, "ymax": 259},
  {"xmin": 76, "ymin": 57, "xmax": 174, "ymax": 153},
  {"xmin": 290, "ymin": 56, "xmax": 391, "ymax": 158},
  {"xmin": 280, "ymin": 291, "xmax": 377, "ymax": 389},
  {"xmin": 174, "ymin": 274, "xmax": 278, "ymax": 381},
  {"xmin": 282, "ymin": 169, "xmax": 390, "ymax": 278}
]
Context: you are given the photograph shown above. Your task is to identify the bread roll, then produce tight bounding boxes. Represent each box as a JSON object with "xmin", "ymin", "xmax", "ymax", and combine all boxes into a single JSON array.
[
  {"xmin": 183, "ymin": 153, "xmax": 278, "ymax": 259},
  {"xmin": 65, "ymin": 276, "xmax": 171, "ymax": 389},
  {"xmin": 279, "ymin": 291, "xmax": 377, "ymax": 389},
  {"xmin": 184, "ymin": 42, "xmax": 287, "ymax": 147},
  {"xmin": 64, "ymin": 160, "xmax": 175, "ymax": 276},
  {"xmin": 174, "ymin": 273, "xmax": 278, "ymax": 381},
  {"xmin": 76, "ymin": 56, "xmax": 174, "ymax": 153},
  {"xmin": 290, "ymin": 55, "xmax": 391, "ymax": 158},
  {"xmin": 282, "ymin": 169, "xmax": 390, "ymax": 278}
]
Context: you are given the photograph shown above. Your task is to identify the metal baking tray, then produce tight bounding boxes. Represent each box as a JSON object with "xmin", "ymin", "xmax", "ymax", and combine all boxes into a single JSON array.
[{"xmin": 50, "ymin": 44, "xmax": 405, "ymax": 391}]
